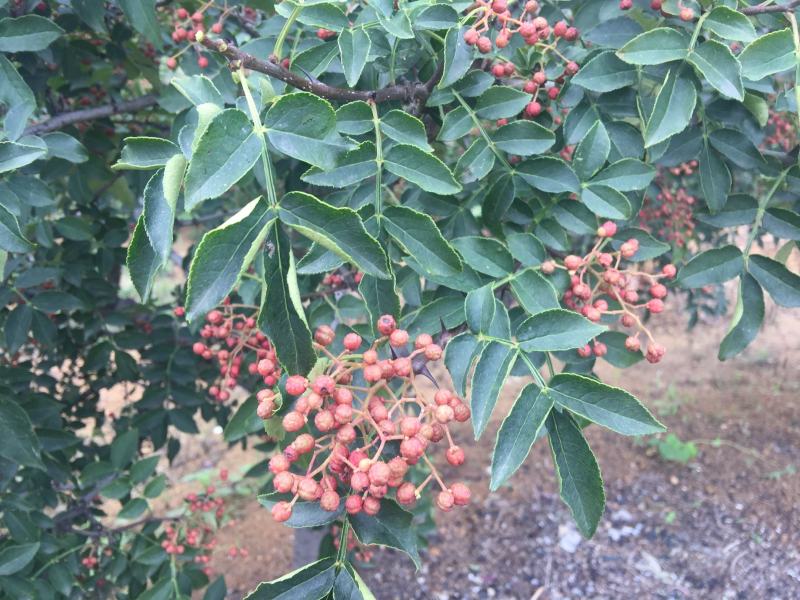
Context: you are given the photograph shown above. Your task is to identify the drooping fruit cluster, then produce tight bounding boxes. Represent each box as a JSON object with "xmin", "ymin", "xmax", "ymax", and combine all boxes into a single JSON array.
[
  {"xmin": 463, "ymin": 1, "xmax": 581, "ymax": 115},
  {"xmin": 264, "ymin": 316, "xmax": 472, "ymax": 523},
  {"xmin": 186, "ymin": 301, "xmax": 281, "ymax": 403},
  {"xmin": 545, "ymin": 222, "xmax": 676, "ymax": 363}
]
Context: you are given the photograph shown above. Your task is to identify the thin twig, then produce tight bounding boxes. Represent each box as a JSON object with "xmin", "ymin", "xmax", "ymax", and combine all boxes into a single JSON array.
[{"xmin": 23, "ymin": 95, "xmax": 159, "ymax": 136}]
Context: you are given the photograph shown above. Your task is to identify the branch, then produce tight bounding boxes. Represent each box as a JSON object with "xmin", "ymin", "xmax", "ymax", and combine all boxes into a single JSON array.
[
  {"xmin": 741, "ymin": 0, "xmax": 800, "ymax": 14},
  {"xmin": 199, "ymin": 36, "xmax": 442, "ymax": 104},
  {"xmin": 23, "ymin": 95, "xmax": 159, "ymax": 136}
]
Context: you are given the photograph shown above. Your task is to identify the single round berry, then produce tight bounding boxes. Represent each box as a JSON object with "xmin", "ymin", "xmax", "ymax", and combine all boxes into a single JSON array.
[
  {"xmin": 377, "ymin": 314, "xmax": 397, "ymax": 335},
  {"xmin": 396, "ymin": 482, "xmax": 417, "ymax": 505},
  {"xmin": 437, "ymin": 490, "xmax": 455, "ymax": 511},
  {"xmin": 285, "ymin": 375, "xmax": 308, "ymax": 396},
  {"xmin": 271, "ymin": 501, "xmax": 292, "ymax": 522},
  {"xmin": 343, "ymin": 332, "xmax": 362, "ymax": 351},
  {"xmin": 320, "ymin": 490, "xmax": 340, "ymax": 512},
  {"xmin": 389, "ymin": 329, "xmax": 409, "ymax": 347},
  {"xmin": 314, "ymin": 325, "xmax": 335, "ymax": 346},
  {"xmin": 446, "ymin": 446, "xmax": 465, "ymax": 466},
  {"xmin": 345, "ymin": 495, "xmax": 363, "ymax": 514},
  {"xmin": 451, "ymin": 482, "xmax": 471, "ymax": 506}
]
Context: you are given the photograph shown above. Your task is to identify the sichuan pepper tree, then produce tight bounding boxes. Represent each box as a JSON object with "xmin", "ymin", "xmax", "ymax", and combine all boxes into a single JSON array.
[{"xmin": 1, "ymin": 0, "xmax": 800, "ymax": 597}]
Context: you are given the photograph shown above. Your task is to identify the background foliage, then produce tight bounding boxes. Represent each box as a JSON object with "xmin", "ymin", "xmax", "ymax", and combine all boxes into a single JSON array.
[{"xmin": 1, "ymin": 0, "xmax": 799, "ymax": 597}]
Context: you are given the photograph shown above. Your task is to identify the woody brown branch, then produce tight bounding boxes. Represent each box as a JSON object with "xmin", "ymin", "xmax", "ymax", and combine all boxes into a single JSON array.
[{"xmin": 198, "ymin": 36, "xmax": 443, "ymax": 104}]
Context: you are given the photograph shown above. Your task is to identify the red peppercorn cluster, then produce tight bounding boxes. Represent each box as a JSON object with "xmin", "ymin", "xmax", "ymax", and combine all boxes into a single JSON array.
[
  {"xmin": 266, "ymin": 315, "xmax": 472, "ymax": 523},
  {"xmin": 160, "ymin": 472, "xmax": 235, "ymax": 577},
  {"xmin": 639, "ymin": 172, "xmax": 697, "ymax": 248},
  {"xmin": 464, "ymin": 2, "xmax": 581, "ymax": 118},
  {"xmin": 545, "ymin": 223, "xmax": 676, "ymax": 363},
  {"xmin": 188, "ymin": 302, "xmax": 281, "ymax": 403},
  {"xmin": 764, "ymin": 110, "xmax": 797, "ymax": 152},
  {"xmin": 166, "ymin": 6, "xmax": 225, "ymax": 70}
]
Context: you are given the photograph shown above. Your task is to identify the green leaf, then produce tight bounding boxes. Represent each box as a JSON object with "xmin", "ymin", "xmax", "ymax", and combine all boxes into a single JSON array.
[
  {"xmin": 694, "ymin": 194, "xmax": 757, "ymax": 227},
  {"xmin": 708, "ymin": 128, "xmax": 764, "ymax": 170},
  {"xmin": 452, "ymin": 236, "xmax": 513, "ymax": 277},
  {"xmin": 333, "ymin": 565, "xmax": 377, "ymax": 600},
  {"xmin": 0, "ymin": 201, "xmax": 34, "ymax": 253},
  {"xmin": 573, "ymin": 121, "xmax": 610, "ymax": 180},
  {"xmin": 126, "ymin": 215, "xmax": 162, "ymax": 303},
  {"xmin": 719, "ymin": 274, "xmax": 764, "ymax": 360},
  {"xmin": 185, "ymin": 198, "xmax": 275, "ymax": 320},
  {"xmin": 591, "ymin": 159, "xmax": 655, "ymax": 191},
  {"xmin": 204, "ymin": 577, "xmax": 227, "ymax": 600},
  {"xmin": 278, "ymin": 192, "xmax": 389, "ymax": 278},
  {"xmin": 223, "ymin": 396, "xmax": 263, "ymax": 442},
  {"xmin": 113, "ymin": 137, "xmax": 180, "ymax": 170},
  {"xmin": 172, "ymin": 75, "xmax": 223, "ymax": 107},
  {"xmin": 265, "ymin": 92, "xmax": 345, "ymax": 170},
  {"xmin": 380, "ymin": 110, "xmax": 431, "ymax": 151},
  {"xmin": 688, "ymin": 40, "xmax": 744, "ymax": 101},
  {"xmin": 439, "ymin": 26, "xmax": 473, "ymax": 88},
  {"xmin": 573, "ymin": 51, "xmax": 637, "ymax": 92},
  {"xmin": 437, "ymin": 106, "xmax": 472, "ymax": 142},
  {"xmin": 245, "ymin": 557, "xmax": 336, "ymax": 600},
  {"xmin": 555, "ymin": 196, "xmax": 597, "ymax": 234},
  {"xmin": 549, "ymin": 373, "xmax": 664, "ymax": 436},
  {"xmin": 0, "ymin": 542, "xmax": 39, "ymax": 576},
  {"xmin": 547, "ymin": 410, "xmax": 605, "ymax": 538},
  {"xmin": 510, "ymin": 268, "xmax": 560, "ymax": 315},
  {"xmin": 475, "ymin": 86, "xmax": 531, "ymax": 120},
  {"xmin": 111, "ymin": 428, "xmax": 139, "ymax": 468},
  {"xmin": 676, "ymin": 245, "xmax": 743, "ymax": 288},
  {"xmin": 763, "ymin": 208, "xmax": 800, "ymax": 240},
  {"xmin": 465, "ymin": 284, "xmax": 496, "ymax": 333},
  {"xmin": 184, "ymin": 109, "xmax": 262, "ymax": 210},
  {"xmin": 0, "ymin": 140, "xmax": 46, "ymax": 173},
  {"xmin": 490, "ymin": 384, "xmax": 553, "ymax": 490},
  {"xmin": 444, "ymin": 332, "xmax": 484, "ymax": 397},
  {"xmin": 118, "ymin": 0, "xmax": 160, "ymax": 45},
  {"xmin": 336, "ymin": 101, "xmax": 373, "ymax": 135},
  {"xmin": 517, "ymin": 157, "xmax": 580, "ymax": 193},
  {"xmin": 258, "ymin": 493, "xmax": 343, "ymax": 528},
  {"xmin": 0, "ymin": 54, "xmax": 36, "ymax": 140},
  {"xmin": 699, "ymin": 143, "xmax": 730, "ymax": 213},
  {"xmin": 338, "ymin": 27, "xmax": 371, "ymax": 87},
  {"xmin": 43, "ymin": 132, "xmax": 88, "ymax": 163},
  {"xmin": 580, "ymin": 185, "xmax": 632, "ymax": 220},
  {"xmin": 517, "ymin": 309, "xmax": 606, "ymax": 352},
  {"xmin": 644, "ymin": 70, "xmax": 696, "ymax": 148},
  {"xmin": 506, "ymin": 233, "xmax": 546, "ymax": 267},
  {"xmin": 302, "ymin": 142, "xmax": 377, "ymax": 188},
  {"xmin": 0, "ymin": 15, "xmax": 63, "ymax": 52},
  {"xmin": 258, "ymin": 225, "xmax": 316, "ymax": 375},
  {"xmin": 383, "ymin": 144, "xmax": 461, "ymax": 195},
  {"xmin": 455, "ymin": 138, "xmax": 494, "ymax": 184},
  {"xmin": 382, "ymin": 205, "xmax": 462, "ymax": 276},
  {"xmin": 0, "ymin": 396, "xmax": 43, "ymax": 470},
  {"xmin": 350, "ymin": 500, "xmax": 421, "ymax": 568},
  {"xmin": 703, "ymin": 7, "xmax": 757, "ymax": 43},
  {"xmin": 469, "ymin": 342, "xmax": 518, "ymax": 439},
  {"xmin": 739, "ymin": 29, "xmax": 794, "ymax": 81},
  {"xmin": 143, "ymin": 156, "xmax": 185, "ymax": 264},
  {"xmin": 616, "ymin": 28, "xmax": 688, "ymax": 65},
  {"xmin": 747, "ymin": 255, "xmax": 800, "ymax": 307},
  {"xmin": 492, "ymin": 121, "xmax": 555, "ymax": 156}
]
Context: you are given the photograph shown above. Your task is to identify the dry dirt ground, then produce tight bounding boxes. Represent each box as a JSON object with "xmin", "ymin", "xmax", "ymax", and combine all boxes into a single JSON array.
[{"xmin": 167, "ymin": 295, "xmax": 800, "ymax": 600}]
